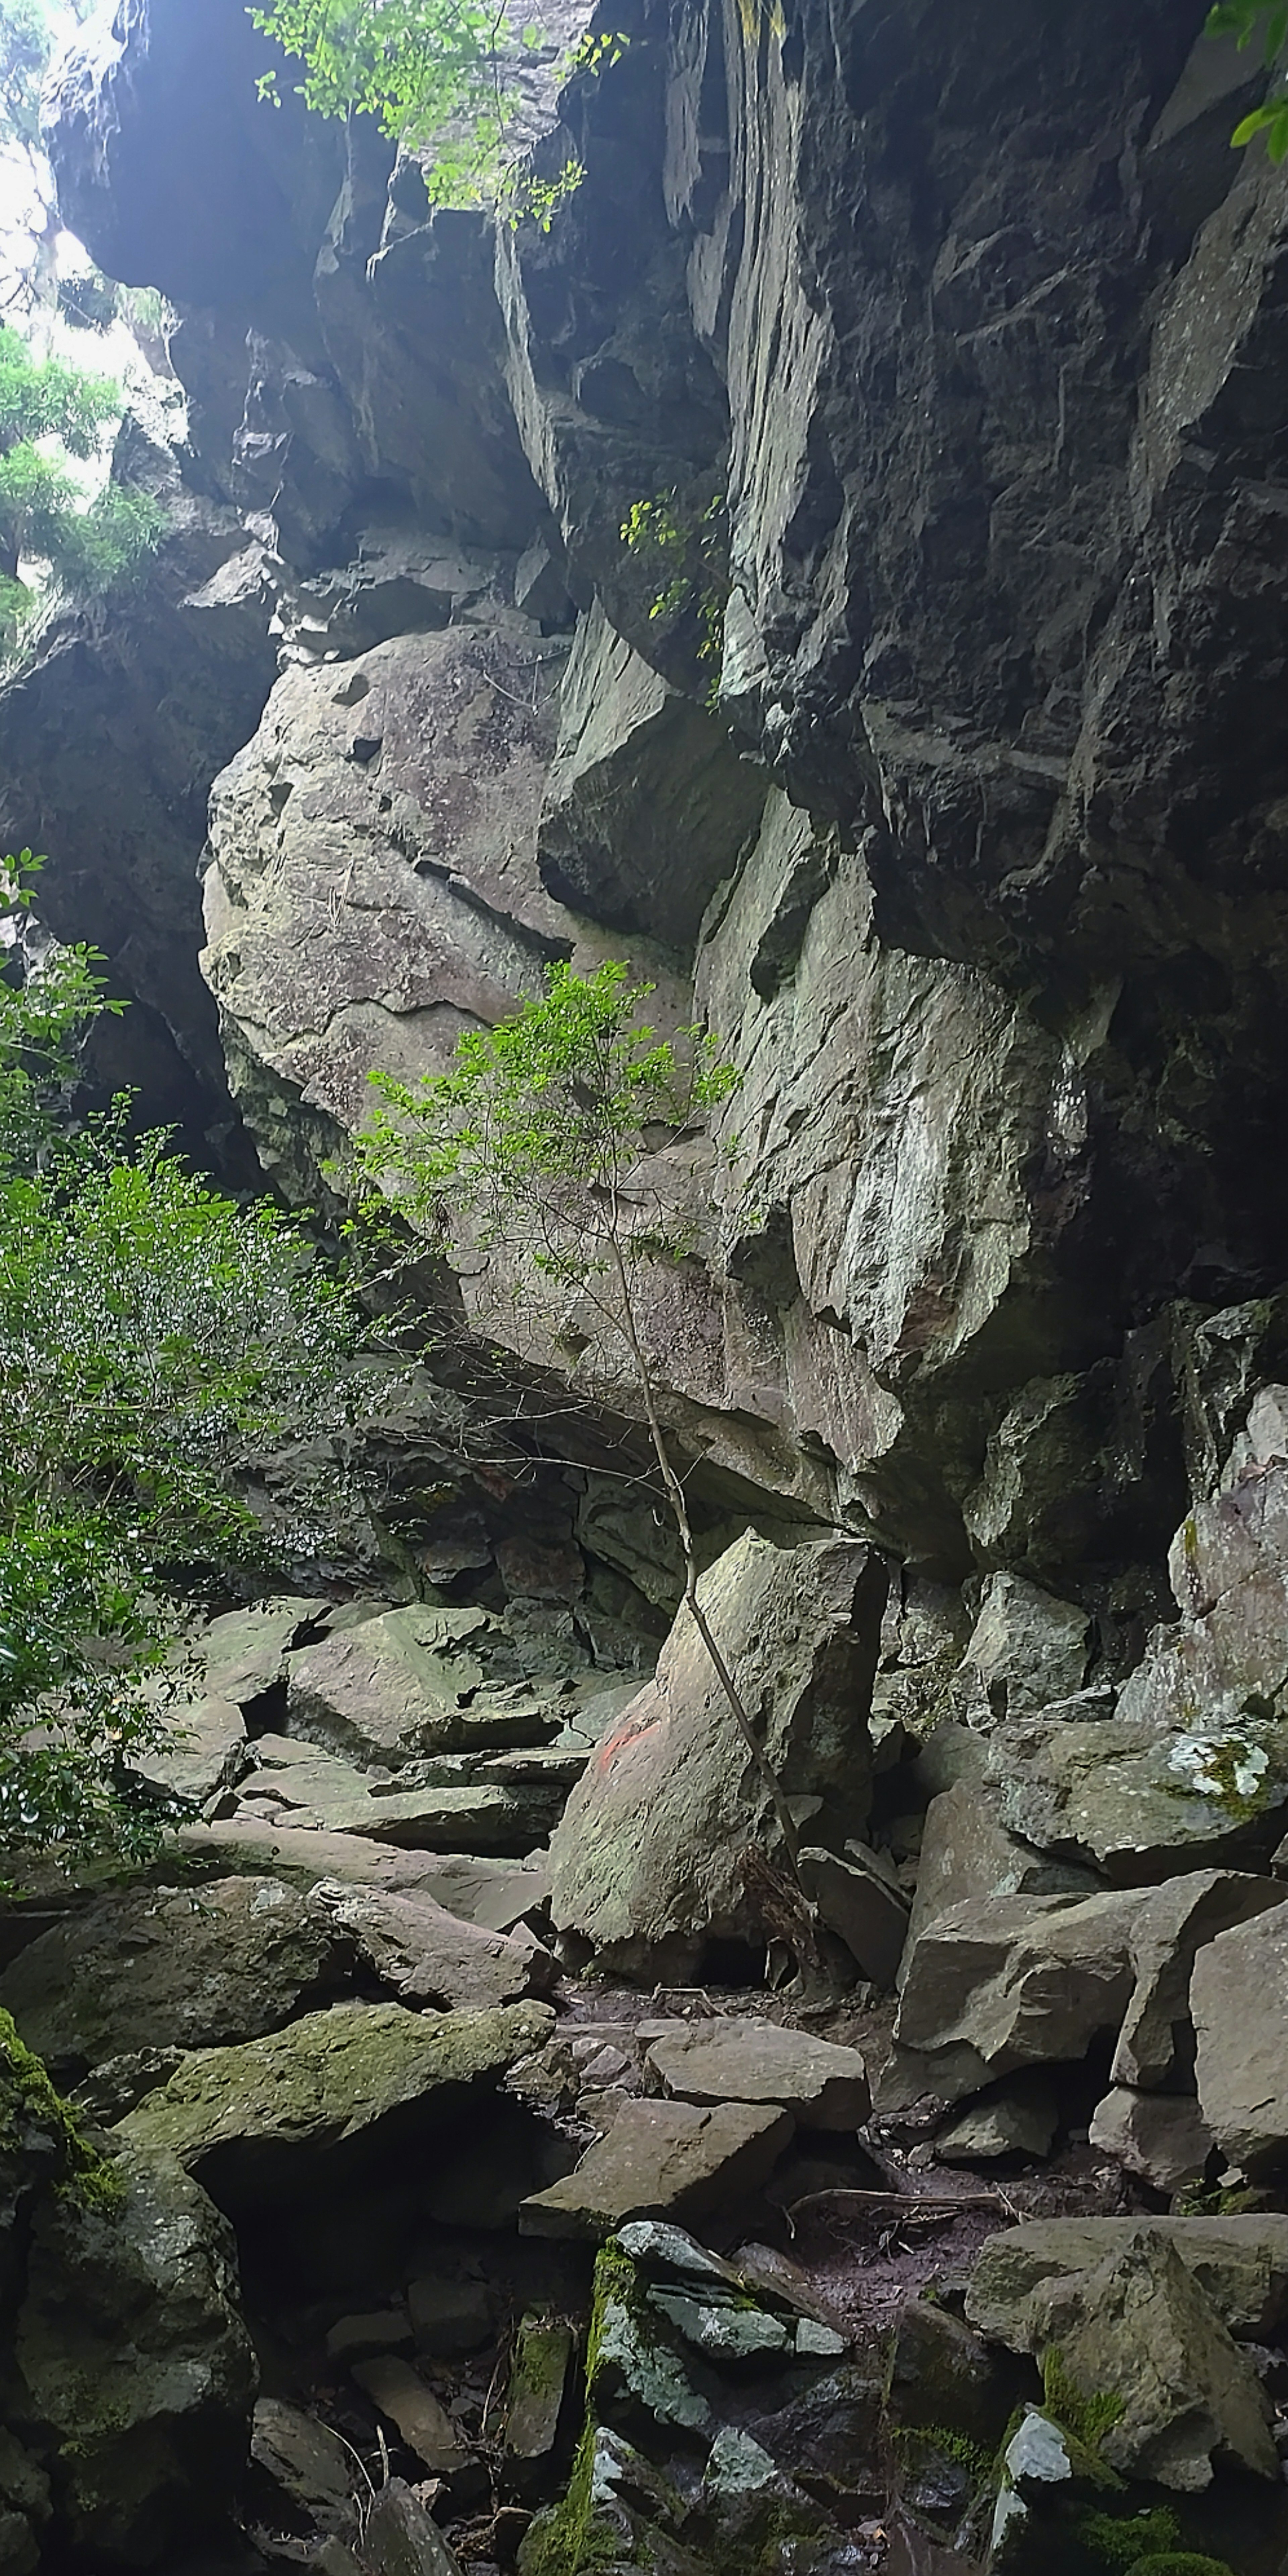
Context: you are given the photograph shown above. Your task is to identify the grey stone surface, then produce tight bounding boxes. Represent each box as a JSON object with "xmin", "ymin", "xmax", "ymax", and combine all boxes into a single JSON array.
[
  {"xmin": 639, "ymin": 2016, "xmax": 870, "ymax": 2129},
  {"xmin": 888, "ymin": 1887, "xmax": 1145, "ymax": 2106},
  {"xmin": 284, "ymin": 1604, "xmax": 538, "ymax": 1765},
  {"xmin": 1088, "ymin": 2087, "xmax": 1216, "ymax": 2193},
  {"xmin": 954, "ymin": 1574, "xmax": 1090, "ymax": 1727},
  {"xmin": 351, "ymin": 2358, "xmax": 466, "ymax": 2474},
  {"xmin": 537, "ymin": 597, "xmax": 767, "ymax": 945},
  {"xmin": 935, "ymin": 2077, "xmax": 1059, "ymax": 2165},
  {"xmin": 798, "ymin": 1844, "xmax": 909, "ymax": 1989},
  {"xmin": 362, "ymin": 2480, "xmax": 467, "ymax": 2576},
  {"xmin": 550, "ymin": 1532, "xmax": 886, "ymax": 1971},
  {"xmin": 310, "ymin": 1879, "xmax": 555, "ymax": 2010},
  {"xmin": 904, "ymin": 1782, "xmax": 1096, "ymax": 1971},
  {"xmin": 191, "ymin": 1596, "xmax": 326, "ymax": 1703},
  {"xmin": 504, "ymin": 2313, "xmax": 574, "ymax": 2488},
  {"xmin": 0, "ymin": 1877, "xmax": 355, "ymax": 2079},
  {"xmin": 1193, "ymin": 1901, "xmax": 1288, "ymax": 2176},
  {"xmin": 1112, "ymin": 1868, "xmax": 1288, "ymax": 2090},
  {"xmin": 251, "ymin": 2397, "xmax": 356, "ymax": 2526},
  {"xmin": 966, "ymin": 2215, "xmax": 1288, "ymax": 2345},
  {"xmin": 520, "ymin": 2099, "xmax": 794, "ymax": 2240},
  {"xmin": 136, "ymin": 1695, "xmax": 247, "ymax": 1806},
  {"xmin": 1031, "ymin": 2232, "xmax": 1278, "ymax": 2489},
  {"xmin": 408, "ymin": 2276, "xmax": 495, "ymax": 2356}
]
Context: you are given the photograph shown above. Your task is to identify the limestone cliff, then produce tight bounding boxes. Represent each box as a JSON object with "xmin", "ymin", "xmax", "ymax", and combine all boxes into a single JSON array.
[{"xmin": 18, "ymin": 0, "xmax": 1288, "ymax": 1610}]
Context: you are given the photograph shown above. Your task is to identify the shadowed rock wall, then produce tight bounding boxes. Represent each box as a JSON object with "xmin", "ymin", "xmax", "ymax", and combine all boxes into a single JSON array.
[{"xmin": 25, "ymin": 0, "xmax": 1288, "ymax": 1593}]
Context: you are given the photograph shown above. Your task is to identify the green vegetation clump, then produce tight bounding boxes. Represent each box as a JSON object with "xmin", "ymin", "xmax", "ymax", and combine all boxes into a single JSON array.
[
  {"xmin": 519, "ymin": 2421, "xmax": 626, "ymax": 2576},
  {"xmin": 1207, "ymin": 0, "xmax": 1288, "ymax": 158},
  {"xmin": 1077, "ymin": 2510, "xmax": 1185, "ymax": 2568},
  {"xmin": 0, "ymin": 2005, "xmax": 124, "ymax": 2211},
  {"xmin": 0, "ymin": 324, "xmax": 164, "ymax": 653},
  {"xmin": 250, "ymin": 0, "xmax": 627, "ymax": 224},
  {"xmin": 620, "ymin": 488, "xmax": 730, "ymax": 695},
  {"xmin": 891, "ymin": 2422, "xmax": 991, "ymax": 2486},
  {"xmin": 1124, "ymin": 2559, "xmax": 1236, "ymax": 2576},
  {"xmin": 0, "ymin": 855, "xmax": 364, "ymax": 1859},
  {"xmin": 1035, "ymin": 2348, "xmax": 1125, "ymax": 2490}
]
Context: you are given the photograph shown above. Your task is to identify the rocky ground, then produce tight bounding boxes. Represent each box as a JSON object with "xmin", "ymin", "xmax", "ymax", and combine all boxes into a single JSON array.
[{"xmin": 6, "ymin": 1385, "xmax": 1288, "ymax": 2574}]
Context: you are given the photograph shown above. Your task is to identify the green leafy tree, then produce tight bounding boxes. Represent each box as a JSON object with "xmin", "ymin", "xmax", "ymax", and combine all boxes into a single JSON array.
[
  {"xmin": 0, "ymin": 858, "xmax": 363, "ymax": 1857},
  {"xmin": 0, "ymin": 0, "xmax": 50, "ymax": 158},
  {"xmin": 249, "ymin": 0, "xmax": 625, "ymax": 221},
  {"xmin": 0, "ymin": 322, "xmax": 162, "ymax": 649},
  {"xmin": 353, "ymin": 959, "xmax": 805, "ymax": 1869},
  {"xmin": 1207, "ymin": 1, "xmax": 1288, "ymax": 158}
]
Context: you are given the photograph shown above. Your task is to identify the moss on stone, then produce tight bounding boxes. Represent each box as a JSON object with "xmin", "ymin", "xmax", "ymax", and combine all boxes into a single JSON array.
[
  {"xmin": 1123, "ymin": 2559, "xmax": 1235, "ymax": 2576},
  {"xmin": 1076, "ymin": 2508, "xmax": 1184, "ymax": 2567},
  {"xmin": 0, "ymin": 2006, "xmax": 124, "ymax": 2212},
  {"xmin": 1039, "ymin": 2346, "xmax": 1124, "ymax": 2487},
  {"xmin": 891, "ymin": 2421, "xmax": 990, "ymax": 2487},
  {"xmin": 519, "ymin": 2421, "xmax": 639, "ymax": 2576}
]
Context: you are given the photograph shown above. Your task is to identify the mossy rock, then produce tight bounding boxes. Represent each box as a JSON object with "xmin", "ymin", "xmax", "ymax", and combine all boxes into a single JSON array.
[
  {"xmin": 0, "ymin": 2005, "xmax": 124, "ymax": 2298},
  {"xmin": 114, "ymin": 1998, "xmax": 552, "ymax": 2206},
  {"xmin": 1125, "ymin": 2557, "xmax": 1236, "ymax": 2576}
]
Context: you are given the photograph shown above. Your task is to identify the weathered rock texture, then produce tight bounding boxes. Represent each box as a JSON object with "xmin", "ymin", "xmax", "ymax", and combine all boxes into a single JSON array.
[{"xmin": 24, "ymin": 0, "xmax": 1286, "ymax": 1586}]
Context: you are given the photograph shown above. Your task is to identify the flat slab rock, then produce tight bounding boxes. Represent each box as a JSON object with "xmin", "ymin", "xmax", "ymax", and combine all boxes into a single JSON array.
[
  {"xmin": 115, "ymin": 1998, "xmax": 553, "ymax": 2205},
  {"xmin": 178, "ymin": 1821, "xmax": 550, "ymax": 1925},
  {"xmin": 519, "ymin": 2098, "xmax": 794, "ymax": 2240},
  {"xmin": 638, "ymin": 2016, "xmax": 870, "ymax": 2130},
  {"xmin": 966, "ymin": 2214, "xmax": 1288, "ymax": 2345}
]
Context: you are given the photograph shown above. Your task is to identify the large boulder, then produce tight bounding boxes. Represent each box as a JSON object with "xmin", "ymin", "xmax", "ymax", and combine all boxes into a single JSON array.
[
  {"xmin": 0, "ymin": 1878, "xmax": 357, "ymax": 2081},
  {"xmin": 1088, "ymin": 2087, "xmax": 1216, "ymax": 2193},
  {"xmin": 549, "ymin": 1534, "xmax": 887, "ymax": 1976},
  {"xmin": 952, "ymin": 1573, "xmax": 1091, "ymax": 1726},
  {"xmin": 12, "ymin": 2143, "xmax": 257, "ymax": 2567},
  {"xmin": 885, "ymin": 1888, "xmax": 1146, "ymax": 2108},
  {"xmin": 187, "ymin": 1595, "xmax": 326, "ymax": 1704},
  {"xmin": 1193, "ymin": 1901, "xmax": 1288, "ymax": 2176},
  {"xmin": 519, "ymin": 2100, "xmax": 793, "ymax": 2242},
  {"xmin": 966, "ymin": 2215, "xmax": 1288, "ymax": 2345},
  {"xmin": 310, "ymin": 1880, "xmax": 555, "ymax": 2013},
  {"xmin": 115, "ymin": 1999, "xmax": 553, "ymax": 2208},
  {"xmin": 134, "ymin": 1695, "xmax": 247, "ymax": 1807},
  {"xmin": 1111, "ymin": 1867, "xmax": 1287, "ymax": 2090},
  {"xmin": 1017, "ymin": 2233, "xmax": 1277, "ymax": 2490},
  {"xmin": 284, "ymin": 1604, "xmax": 546, "ymax": 1765}
]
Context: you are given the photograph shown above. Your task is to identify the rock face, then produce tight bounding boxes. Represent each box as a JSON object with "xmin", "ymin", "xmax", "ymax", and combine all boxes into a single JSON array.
[
  {"xmin": 23, "ymin": 0, "xmax": 1288, "ymax": 2561},
  {"xmin": 548, "ymin": 1532, "xmax": 886, "ymax": 1974},
  {"xmin": 32, "ymin": 0, "xmax": 1288, "ymax": 1579}
]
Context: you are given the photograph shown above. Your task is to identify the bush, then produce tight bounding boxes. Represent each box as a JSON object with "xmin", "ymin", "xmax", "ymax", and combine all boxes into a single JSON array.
[{"xmin": 0, "ymin": 860, "xmax": 363, "ymax": 1857}]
